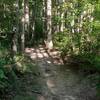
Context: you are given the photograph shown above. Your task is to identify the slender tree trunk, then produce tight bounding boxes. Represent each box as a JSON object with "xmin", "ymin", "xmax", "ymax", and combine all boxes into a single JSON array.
[
  {"xmin": 60, "ymin": 0, "xmax": 65, "ymax": 32},
  {"xmin": 57, "ymin": 6, "xmax": 60, "ymax": 32},
  {"xmin": 12, "ymin": 32, "xmax": 17, "ymax": 54},
  {"xmin": 46, "ymin": 0, "xmax": 53, "ymax": 49},
  {"xmin": 42, "ymin": 0, "xmax": 46, "ymax": 39},
  {"xmin": 24, "ymin": 0, "xmax": 29, "ymax": 33},
  {"xmin": 21, "ymin": 20, "xmax": 25, "ymax": 52},
  {"xmin": 12, "ymin": 0, "xmax": 19, "ymax": 54},
  {"xmin": 30, "ymin": 7, "xmax": 35, "ymax": 44},
  {"xmin": 60, "ymin": 12, "xmax": 64, "ymax": 32},
  {"xmin": 21, "ymin": 0, "xmax": 25, "ymax": 53}
]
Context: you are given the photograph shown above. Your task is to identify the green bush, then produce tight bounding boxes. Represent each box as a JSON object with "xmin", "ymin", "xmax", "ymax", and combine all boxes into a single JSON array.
[
  {"xmin": 53, "ymin": 31, "xmax": 70, "ymax": 50},
  {"xmin": 0, "ymin": 55, "xmax": 16, "ymax": 94}
]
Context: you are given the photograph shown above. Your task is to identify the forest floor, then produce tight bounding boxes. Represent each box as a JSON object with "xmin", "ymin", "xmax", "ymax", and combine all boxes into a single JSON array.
[{"xmin": 7, "ymin": 46, "xmax": 99, "ymax": 100}]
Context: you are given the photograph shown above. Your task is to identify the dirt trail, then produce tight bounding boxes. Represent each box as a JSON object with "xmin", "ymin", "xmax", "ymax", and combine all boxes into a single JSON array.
[{"xmin": 24, "ymin": 46, "xmax": 98, "ymax": 100}]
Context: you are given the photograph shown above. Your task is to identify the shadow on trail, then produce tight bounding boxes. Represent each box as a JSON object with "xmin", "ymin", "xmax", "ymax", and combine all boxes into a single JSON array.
[{"xmin": 24, "ymin": 46, "xmax": 98, "ymax": 100}]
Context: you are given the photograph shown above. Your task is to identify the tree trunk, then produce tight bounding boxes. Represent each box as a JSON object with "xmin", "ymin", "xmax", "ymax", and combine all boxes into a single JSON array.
[
  {"xmin": 12, "ymin": 0, "xmax": 19, "ymax": 54},
  {"xmin": 24, "ymin": 0, "xmax": 29, "ymax": 33},
  {"xmin": 21, "ymin": 0, "xmax": 25, "ymax": 53},
  {"xmin": 46, "ymin": 0, "xmax": 53, "ymax": 50},
  {"xmin": 42, "ymin": 0, "xmax": 46, "ymax": 39},
  {"xmin": 60, "ymin": 0, "xmax": 65, "ymax": 32}
]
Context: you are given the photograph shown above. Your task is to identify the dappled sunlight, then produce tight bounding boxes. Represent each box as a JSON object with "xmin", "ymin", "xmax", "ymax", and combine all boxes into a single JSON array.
[
  {"xmin": 25, "ymin": 48, "xmax": 35, "ymax": 53},
  {"xmin": 43, "ymin": 53, "xmax": 49, "ymax": 58},
  {"xmin": 24, "ymin": 46, "xmax": 98, "ymax": 100},
  {"xmin": 30, "ymin": 53, "xmax": 37, "ymax": 59},
  {"xmin": 25, "ymin": 46, "xmax": 63, "ymax": 65},
  {"xmin": 46, "ymin": 60, "xmax": 51, "ymax": 64},
  {"xmin": 37, "ymin": 53, "xmax": 44, "ymax": 58},
  {"xmin": 25, "ymin": 47, "xmax": 49, "ymax": 60}
]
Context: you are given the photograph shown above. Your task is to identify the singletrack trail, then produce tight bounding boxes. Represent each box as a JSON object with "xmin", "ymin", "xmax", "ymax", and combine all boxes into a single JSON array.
[{"xmin": 18, "ymin": 46, "xmax": 98, "ymax": 100}]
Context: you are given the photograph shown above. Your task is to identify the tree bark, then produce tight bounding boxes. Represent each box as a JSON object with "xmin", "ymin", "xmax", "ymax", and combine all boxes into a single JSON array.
[
  {"xmin": 60, "ymin": 0, "xmax": 65, "ymax": 32},
  {"xmin": 46, "ymin": 0, "xmax": 53, "ymax": 50},
  {"xmin": 12, "ymin": 0, "xmax": 19, "ymax": 54},
  {"xmin": 24, "ymin": 0, "xmax": 29, "ymax": 33},
  {"xmin": 21, "ymin": 0, "xmax": 25, "ymax": 53}
]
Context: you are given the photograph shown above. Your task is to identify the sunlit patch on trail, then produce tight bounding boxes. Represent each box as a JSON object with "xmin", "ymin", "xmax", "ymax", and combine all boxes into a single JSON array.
[
  {"xmin": 25, "ymin": 48, "xmax": 35, "ymax": 53},
  {"xmin": 36, "ymin": 49, "xmax": 40, "ymax": 53},
  {"xmin": 43, "ymin": 53, "xmax": 49, "ymax": 58},
  {"xmin": 39, "ymin": 47, "xmax": 44, "ymax": 50},
  {"xmin": 37, "ymin": 53, "xmax": 44, "ymax": 58},
  {"xmin": 25, "ymin": 47, "xmax": 62, "ymax": 65},
  {"xmin": 47, "ymin": 60, "xmax": 51, "ymax": 64},
  {"xmin": 25, "ymin": 48, "xmax": 32, "ymax": 53},
  {"xmin": 30, "ymin": 53, "xmax": 37, "ymax": 59}
]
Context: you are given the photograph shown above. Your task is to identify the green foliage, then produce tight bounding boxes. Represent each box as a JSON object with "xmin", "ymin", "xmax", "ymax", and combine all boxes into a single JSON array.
[
  {"xmin": 14, "ymin": 95, "xmax": 36, "ymax": 100},
  {"xmin": 93, "ymin": 56, "xmax": 100, "ymax": 70},
  {"xmin": 13, "ymin": 54, "xmax": 37, "ymax": 74},
  {"xmin": 53, "ymin": 31, "xmax": 70, "ymax": 50},
  {"xmin": 53, "ymin": 1, "xmax": 100, "ymax": 96},
  {"xmin": 53, "ymin": 0, "xmax": 99, "ymax": 56},
  {"xmin": 0, "ymin": 49, "xmax": 17, "ymax": 94},
  {"xmin": 0, "ymin": 0, "xmax": 17, "ymax": 33},
  {"xmin": 0, "ymin": 68, "xmax": 8, "ymax": 89},
  {"xmin": 0, "ymin": 58, "xmax": 9, "ymax": 92}
]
